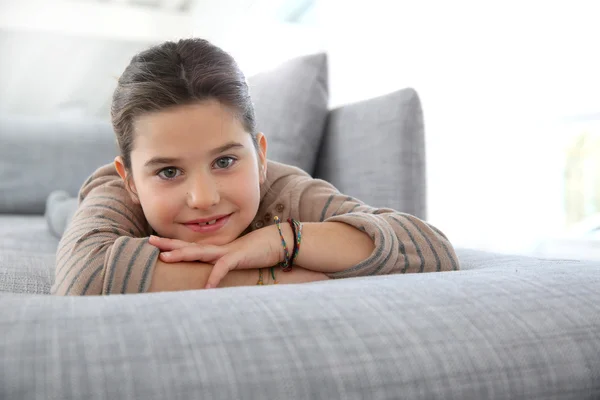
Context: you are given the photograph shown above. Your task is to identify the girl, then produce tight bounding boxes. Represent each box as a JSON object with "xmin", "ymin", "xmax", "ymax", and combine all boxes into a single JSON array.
[{"xmin": 51, "ymin": 38, "xmax": 459, "ymax": 296}]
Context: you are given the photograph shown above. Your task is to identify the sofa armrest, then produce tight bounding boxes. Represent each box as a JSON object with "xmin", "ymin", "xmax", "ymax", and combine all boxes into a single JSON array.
[{"xmin": 315, "ymin": 88, "xmax": 426, "ymax": 219}]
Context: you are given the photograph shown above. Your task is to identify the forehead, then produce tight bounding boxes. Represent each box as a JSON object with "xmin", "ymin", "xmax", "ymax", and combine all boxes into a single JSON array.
[{"xmin": 132, "ymin": 100, "xmax": 247, "ymax": 151}]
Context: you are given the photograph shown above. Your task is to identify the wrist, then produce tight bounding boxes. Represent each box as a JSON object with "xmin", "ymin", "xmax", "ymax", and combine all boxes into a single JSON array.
[{"xmin": 271, "ymin": 221, "xmax": 295, "ymax": 265}]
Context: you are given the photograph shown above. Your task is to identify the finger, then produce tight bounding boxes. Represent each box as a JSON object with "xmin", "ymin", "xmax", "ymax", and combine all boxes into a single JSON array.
[
  {"xmin": 149, "ymin": 235, "xmax": 193, "ymax": 251},
  {"xmin": 205, "ymin": 255, "xmax": 237, "ymax": 289},
  {"xmin": 160, "ymin": 245, "xmax": 226, "ymax": 263}
]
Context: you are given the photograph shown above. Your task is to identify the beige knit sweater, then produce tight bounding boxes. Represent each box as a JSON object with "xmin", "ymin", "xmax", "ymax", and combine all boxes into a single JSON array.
[{"xmin": 52, "ymin": 160, "xmax": 459, "ymax": 295}]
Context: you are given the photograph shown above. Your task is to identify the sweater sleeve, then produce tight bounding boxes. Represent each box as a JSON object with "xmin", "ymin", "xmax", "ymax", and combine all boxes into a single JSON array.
[
  {"xmin": 51, "ymin": 164, "xmax": 159, "ymax": 296},
  {"xmin": 291, "ymin": 177, "xmax": 460, "ymax": 278}
]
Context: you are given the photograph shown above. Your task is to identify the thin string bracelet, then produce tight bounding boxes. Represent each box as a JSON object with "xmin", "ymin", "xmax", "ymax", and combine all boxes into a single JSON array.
[{"xmin": 273, "ymin": 216, "xmax": 292, "ymax": 271}]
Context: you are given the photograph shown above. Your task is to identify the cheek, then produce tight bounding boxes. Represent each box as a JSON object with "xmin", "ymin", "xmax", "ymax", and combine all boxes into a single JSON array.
[
  {"xmin": 137, "ymin": 181, "xmax": 181, "ymax": 223},
  {"xmin": 234, "ymin": 169, "xmax": 261, "ymax": 210}
]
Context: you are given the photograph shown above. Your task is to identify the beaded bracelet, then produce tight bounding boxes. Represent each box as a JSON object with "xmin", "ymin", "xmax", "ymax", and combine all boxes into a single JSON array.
[
  {"xmin": 273, "ymin": 216, "xmax": 292, "ymax": 271},
  {"xmin": 287, "ymin": 218, "xmax": 302, "ymax": 266},
  {"xmin": 287, "ymin": 219, "xmax": 298, "ymax": 266}
]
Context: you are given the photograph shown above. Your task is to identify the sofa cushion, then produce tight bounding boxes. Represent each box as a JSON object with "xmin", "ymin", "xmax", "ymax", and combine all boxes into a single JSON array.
[
  {"xmin": 0, "ymin": 215, "xmax": 57, "ymax": 294},
  {"xmin": 1, "ymin": 251, "xmax": 599, "ymax": 398},
  {"xmin": 315, "ymin": 88, "xmax": 426, "ymax": 218},
  {"xmin": 45, "ymin": 190, "xmax": 79, "ymax": 239},
  {"xmin": 0, "ymin": 215, "xmax": 59, "ymax": 254},
  {"xmin": 0, "ymin": 250, "xmax": 54, "ymax": 294},
  {"xmin": 249, "ymin": 53, "xmax": 328, "ymax": 175}
]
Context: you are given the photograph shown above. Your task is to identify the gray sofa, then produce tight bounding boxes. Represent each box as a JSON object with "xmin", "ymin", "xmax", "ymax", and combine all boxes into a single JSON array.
[{"xmin": 1, "ymin": 53, "xmax": 599, "ymax": 399}]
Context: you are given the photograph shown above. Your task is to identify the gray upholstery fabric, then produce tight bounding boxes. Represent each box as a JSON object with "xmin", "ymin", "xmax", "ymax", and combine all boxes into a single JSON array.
[
  {"xmin": 0, "ymin": 215, "xmax": 59, "ymax": 254},
  {"xmin": 315, "ymin": 88, "xmax": 426, "ymax": 219},
  {"xmin": 1, "ymin": 249, "xmax": 599, "ymax": 399},
  {"xmin": 0, "ymin": 115, "xmax": 117, "ymax": 214},
  {"xmin": 249, "ymin": 53, "xmax": 329, "ymax": 175},
  {"xmin": 45, "ymin": 190, "xmax": 79, "ymax": 238},
  {"xmin": 0, "ymin": 250, "xmax": 54, "ymax": 294}
]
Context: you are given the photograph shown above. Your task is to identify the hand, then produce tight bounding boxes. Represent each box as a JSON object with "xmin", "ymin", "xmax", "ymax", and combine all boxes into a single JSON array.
[{"xmin": 148, "ymin": 227, "xmax": 285, "ymax": 289}]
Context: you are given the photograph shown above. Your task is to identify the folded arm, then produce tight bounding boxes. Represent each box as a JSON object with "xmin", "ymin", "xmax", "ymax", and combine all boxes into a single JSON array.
[
  {"xmin": 287, "ymin": 177, "xmax": 460, "ymax": 278},
  {"xmin": 52, "ymin": 164, "xmax": 328, "ymax": 296},
  {"xmin": 148, "ymin": 260, "xmax": 328, "ymax": 292}
]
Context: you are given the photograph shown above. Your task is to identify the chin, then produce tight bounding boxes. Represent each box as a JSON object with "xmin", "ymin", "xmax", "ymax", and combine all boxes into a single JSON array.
[
  {"xmin": 157, "ymin": 222, "xmax": 244, "ymax": 245},
  {"xmin": 176, "ymin": 226, "xmax": 237, "ymax": 245},
  {"xmin": 194, "ymin": 235, "xmax": 236, "ymax": 246}
]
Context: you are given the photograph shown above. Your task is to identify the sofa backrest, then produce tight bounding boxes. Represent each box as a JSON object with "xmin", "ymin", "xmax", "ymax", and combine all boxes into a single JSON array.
[
  {"xmin": 0, "ymin": 52, "xmax": 426, "ymax": 218},
  {"xmin": 0, "ymin": 116, "xmax": 117, "ymax": 214},
  {"xmin": 0, "ymin": 53, "xmax": 329, "ymax": 214}
]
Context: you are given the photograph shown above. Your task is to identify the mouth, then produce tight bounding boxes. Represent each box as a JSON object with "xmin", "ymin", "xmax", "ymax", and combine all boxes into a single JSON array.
[
  {"xmin": 196, "ymin": 218, "xmax": 219, "ymax": 226},
  {"xmin": 182, "ymin": 214, "xmax": 232, "ymax": 233},
  {"xmin": 184, "ymin": 214, "xmax": 230, "ymax": 225}
]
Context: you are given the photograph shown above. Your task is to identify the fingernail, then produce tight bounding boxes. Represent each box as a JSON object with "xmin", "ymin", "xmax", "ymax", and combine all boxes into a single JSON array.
[
  {"xmin": 149, "ymin": 235, "xmax": 156, "ymax": 240},
  {"xmin": 160, "ymin": 252, "xmax": 170, "ymax": 258},
  {"xmin": 205, "ymin": 284, "xmax": 212, "ymax": 289}
]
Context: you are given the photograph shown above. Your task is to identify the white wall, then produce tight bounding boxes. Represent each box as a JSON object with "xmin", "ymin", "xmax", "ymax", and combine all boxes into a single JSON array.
[
  {"xmin": 0, "ymin": 0, "xmax": 193, "ymax": 118},
  {"xmin": 0, "ymin": 0, "xmax": 193, "ymax": 41},
  {"xmin": 316, "ymin": 0, "xmax": 600, "ymax": 254},
  {"xmin": 190, "ymin": 0, "xmax": 324, "ymax": 76}
]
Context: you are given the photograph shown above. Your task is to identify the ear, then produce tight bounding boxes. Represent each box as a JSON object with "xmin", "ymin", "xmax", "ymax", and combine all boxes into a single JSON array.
[
  {"xmin": 114, "ymin": 156, "xmax": 140, "ymax": 204},
  {"xmin": 256, "ymin": 133, "xmax": 268, "ymax": 184}
]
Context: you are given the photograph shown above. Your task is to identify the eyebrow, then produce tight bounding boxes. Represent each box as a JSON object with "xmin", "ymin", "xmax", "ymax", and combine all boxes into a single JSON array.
[
  {"xmin": 210, "ymin": 141, "xmax": 245, "ymax": 156},
  {"xmin": 143, "ymin": 141, "xmax": 245, "ymax": 168},
  {"xmin": 144, "ymin": 156, "xmax": 182, "ymax": 168}
]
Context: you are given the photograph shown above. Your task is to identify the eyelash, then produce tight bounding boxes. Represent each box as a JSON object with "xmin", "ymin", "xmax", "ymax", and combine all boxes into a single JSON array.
[
  {"xmin": 156, "ymin": 156, "xmax": 238, "ymax": 181},
  {"xmin": 156, "ymin": 167, "xmax": 181, "ymax": 181}
]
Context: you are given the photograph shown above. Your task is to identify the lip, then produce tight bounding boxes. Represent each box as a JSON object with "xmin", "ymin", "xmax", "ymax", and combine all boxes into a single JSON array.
[
  {"xmin": 184, "ymin": 214, "xmax": 230, "ymax": 224},
  {"xmin": 182, "ymin": 213, "xmax": 232, "ymax": 233}
]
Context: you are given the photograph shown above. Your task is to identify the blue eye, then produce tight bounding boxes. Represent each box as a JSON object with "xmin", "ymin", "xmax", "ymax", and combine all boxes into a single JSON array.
[
  {"xmin": 213, "ymin": 157, "xmax": 236, "ymax": 169},
  {"xmin": 157, "ymin": 167, "xmax": 181, "ymax": 180}
]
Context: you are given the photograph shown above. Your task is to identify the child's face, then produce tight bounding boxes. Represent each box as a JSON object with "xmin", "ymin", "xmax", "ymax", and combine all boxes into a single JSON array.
[{"xmin": 116, "ymin": 100, "xmax": 267, "ymax": 245}]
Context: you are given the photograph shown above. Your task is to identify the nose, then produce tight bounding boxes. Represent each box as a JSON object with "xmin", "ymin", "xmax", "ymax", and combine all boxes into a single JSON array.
[{"xmin": 186, "ymin": 174, "xmax": 220, "ymax": 210}]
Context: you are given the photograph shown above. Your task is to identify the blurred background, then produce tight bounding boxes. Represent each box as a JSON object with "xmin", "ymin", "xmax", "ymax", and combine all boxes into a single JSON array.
[{"xmin": 1, "ymin": 0, "xmax": 599, "ymax": 259}]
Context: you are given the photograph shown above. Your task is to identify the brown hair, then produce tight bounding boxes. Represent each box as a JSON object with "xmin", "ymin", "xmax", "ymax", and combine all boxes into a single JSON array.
[{"xmin": 111, "ymin": 38, "xmax": 257, "ymax": 171}]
